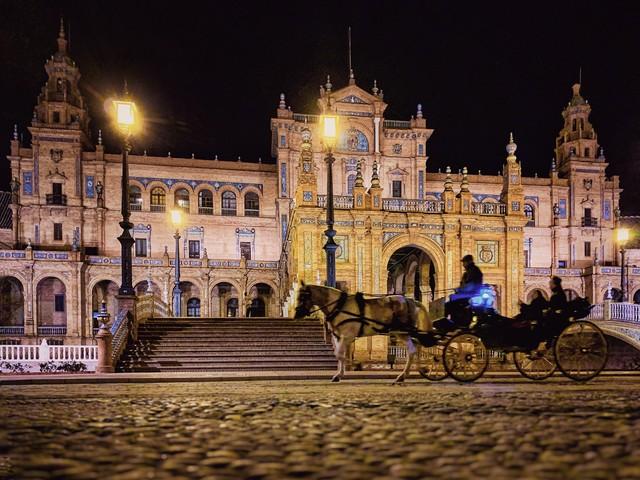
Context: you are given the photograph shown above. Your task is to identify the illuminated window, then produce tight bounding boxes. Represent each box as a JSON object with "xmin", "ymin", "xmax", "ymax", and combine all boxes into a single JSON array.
[
  {"xmin": 175, "ymin": 188, "xmax": 190, "ymax": 213},
  {"xmin": 150, "ymin": 188, "xmax": 166, "ymax": 212},
  {"xmin": 244, "ymin": 192, "xmax": 260, "ymax": 217}
]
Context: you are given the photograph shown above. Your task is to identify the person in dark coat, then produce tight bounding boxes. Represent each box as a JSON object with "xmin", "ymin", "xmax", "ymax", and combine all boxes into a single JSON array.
[
  {"xmin": 548, "ymin": 276, "xmax": 568, "ymax": 314},
  {"xmin": 458, "ymin": 255, "xmax": 484, "ymax": 293}
]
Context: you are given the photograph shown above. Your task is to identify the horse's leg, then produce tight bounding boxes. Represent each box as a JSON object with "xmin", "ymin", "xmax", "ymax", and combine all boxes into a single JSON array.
[
  {"xmin": 393, "ymin": 336, "xmax": 417, "ymax": 384},
  {"xmin": 331, "ymin": 336, "xmax": 345, "ymax": 382}
]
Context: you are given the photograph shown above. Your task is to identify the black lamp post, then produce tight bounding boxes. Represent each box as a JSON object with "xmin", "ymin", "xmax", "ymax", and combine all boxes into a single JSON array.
[
  {"xmin": 616, "ymin": 228, "xmax": 629, "ymax": 302},
  {"xmin": 113, "ymin": 94, "xmax": 137, "ymax": 296},
  {"xmin": 321, "ymin": 115, "xmax": 338, "ymax": 288},
  {"xmin": 171, "ymin": 209, "xmax": 183, "ymax": 316}
]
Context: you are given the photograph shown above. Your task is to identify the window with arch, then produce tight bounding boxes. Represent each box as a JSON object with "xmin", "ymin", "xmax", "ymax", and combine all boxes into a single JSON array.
[
  {"xmin": 244, "ymin": 192, "xmax": 260, "ymax": 217},
  {"xmin": 198, "ymin": 189, "xmax": 213, "ymax": 215},
  {"xmin": 347, "ymin": 174, "xmax": 356, "ymax": 195},
  {"xmin": 175, "ymin": 188, "xmax": 190, "ymax": 213},
  {"xmin": 150, "ymin": 187, "xmax": 166, "ymax": 212},
  {"xmin": 186, "ymin": 298, "xmax": 201, "ymax": 317},
  {"xmin": 524, "ymin": 204, "xmax": 535, "ymax": 226},
  {"xmin": 222, "ymin": 191, "xmax": 237, "ymax": 216},
  {"xmin": 129, "ymin": 185, "xmax": 142, "ymax": 211}
]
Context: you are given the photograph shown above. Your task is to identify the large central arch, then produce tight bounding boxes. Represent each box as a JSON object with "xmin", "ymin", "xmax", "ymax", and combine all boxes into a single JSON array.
[{"xmin": 380, "ymin": 233, "xmax": 446, "ymax": 299}]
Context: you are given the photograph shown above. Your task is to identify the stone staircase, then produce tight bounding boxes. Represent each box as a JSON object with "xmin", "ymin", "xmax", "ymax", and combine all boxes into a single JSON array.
[{"xmin": 117, "ymin": 317, "xmax": 337, "ymax": 372}]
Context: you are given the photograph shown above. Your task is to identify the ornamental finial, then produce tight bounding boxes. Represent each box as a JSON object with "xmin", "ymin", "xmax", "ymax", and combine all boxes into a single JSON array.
[
  {"xmin": 370, "ymin": 158, "xmax": 380, "ymax": 188},
  {"xmin": 444, "ymin": 166, "xmax": 453, "ymax": 191},
  {"xmin": 506, "ymin": 132, "xmax": 517, "ymax": 157},
  {"xmin": 372, "ymin": 79, "xmax": 379, "ymax": 96},
  {"xmin": 325, "ymin": 75, "xmax": 332, "ymax": 93},
  {"xmin": 13, "ymin": 124, "xmax": 18, "ymax": 141},
  {"xmin": 98, "ymin": 129, "xmax": 102, "ymax": 145},
  {"xmin": 355, "ymin": 160, "xmax": 364, "ymax": 188},
  {"xmin": 416, "ymin": 104, "xmax": 423, "ymax": 119},
  {"xmin": 279, "ymin": 93, "xmax": 286, "ymax": 110},
  {"xmin": 461, "ymin": 166, "xmax": 469, "ymax": 192}
]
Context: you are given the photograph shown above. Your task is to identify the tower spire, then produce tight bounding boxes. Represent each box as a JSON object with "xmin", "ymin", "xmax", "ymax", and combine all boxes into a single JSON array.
[
  {"xmin": 348, "ymin": 26, "xmax": 355, "ymax": 84},
  {"xmin": 57, "ymin": 17, "xmax": 67, "ymax": 54}
]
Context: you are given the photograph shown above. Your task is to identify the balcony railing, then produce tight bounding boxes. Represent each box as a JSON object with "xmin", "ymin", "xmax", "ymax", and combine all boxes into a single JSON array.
[
  {"xmin": 383, "ymin": 119, "xmax": 412, "ymax": 129},
  {"xmin": 317, "ymin": 195, "xmax": 354, "ymax": 209},
  {"xmin": 0, "ymin": 326, "xmax": 24, "ymax": 335},
  {"xmin": 198, "ymin": 206, "xmax": 214, "ymax": 215},
  {"xmin": 382, "ymin": 198, "xmax": 444, "ymax": 213},
  {"xmin": 150, "ymin": 204, "xmax": 166, "ymax": 213},
  {"xmin": 582, "ymin": 217, "xmax": 598, "ymax": 227},
  {"xmin": 129, "ymin": 202, "xmax": 142, "ymax": 211},
  {"xmin": 292, "ymin": 113, "xmax": 320, "ymax": 123},
  {"xmin": 45, "ymin": 194, "xmax": 67, "ymax": 205},
  {"xmin": 37, "ymin": 326, "xmax": 67, "ymax": 336},
  {"xmin": 472, "ymin": 202, "xmax": 507, "ymax": 215}
]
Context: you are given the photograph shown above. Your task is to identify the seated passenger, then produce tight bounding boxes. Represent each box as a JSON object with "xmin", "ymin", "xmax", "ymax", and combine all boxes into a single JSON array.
[
  {"xmin": 548, "ymin": 276, "xmax": 567, "ymax": 320},
  {"xmin": 444, "ymin": 255, "xmax": 484, "ymax": 326}
]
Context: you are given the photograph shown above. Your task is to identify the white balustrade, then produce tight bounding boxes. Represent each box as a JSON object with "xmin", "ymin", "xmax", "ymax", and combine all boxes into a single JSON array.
[
  {"xmin": 0, "ymin": 340, "xmax": 98, "ymax": 373},
  {"xmin": 382, "ymin": 198, "xmax": 444, "ymax": 213},
  {"xmin": 587, "ymin": 302, "xmax": 640, "ymax": 323}
]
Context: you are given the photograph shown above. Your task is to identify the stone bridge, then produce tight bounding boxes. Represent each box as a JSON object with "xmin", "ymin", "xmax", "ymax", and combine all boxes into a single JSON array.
[{"xmin": 587, "ymin": 302, "xmax": 640, "ymax": 353}]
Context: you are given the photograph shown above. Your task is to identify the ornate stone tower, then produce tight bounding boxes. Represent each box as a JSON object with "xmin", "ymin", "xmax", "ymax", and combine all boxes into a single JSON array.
[
  {"xmin": 21, "ymin": 19, "xmax": 91, "ymax": 246},
  {"xmin": 553, "ymin": 82, "xmax": 617, "ymax": 267}
]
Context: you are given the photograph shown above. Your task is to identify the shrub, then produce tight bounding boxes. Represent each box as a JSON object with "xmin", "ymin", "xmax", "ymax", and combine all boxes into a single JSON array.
[
  {"xmin": 0, "ymin": 361, "xmax": 27, "ymax": 374},
  {"xmin": 56, "ymin": 361, "xmax": 87, "ymax": 373},
  {"xmin": 39, "ymin": 361, "xmax": 58, "ymax": 373}
]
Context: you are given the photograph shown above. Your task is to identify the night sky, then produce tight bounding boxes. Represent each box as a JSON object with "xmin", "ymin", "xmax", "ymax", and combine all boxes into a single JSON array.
[{"xmin": 1, "ymin": 1, "xmax": 639, "ymax": 212}]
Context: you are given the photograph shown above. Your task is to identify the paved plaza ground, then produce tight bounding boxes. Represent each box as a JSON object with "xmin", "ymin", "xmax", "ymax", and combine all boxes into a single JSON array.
[{"xmin": 1, "ymin": 377, "xmax": 640, "ymax": 479}]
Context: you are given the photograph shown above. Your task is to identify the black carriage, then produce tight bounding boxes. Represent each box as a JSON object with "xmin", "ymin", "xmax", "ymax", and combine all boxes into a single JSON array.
[{"xmin": 411, "ymin": 286, "xmax": 608, "ymax": 383}]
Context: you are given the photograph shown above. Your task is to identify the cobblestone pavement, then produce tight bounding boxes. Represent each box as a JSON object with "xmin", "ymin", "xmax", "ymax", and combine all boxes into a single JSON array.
[{"xmin": 1, "ymin": 378, "xmax": 640, "ymax": 480}]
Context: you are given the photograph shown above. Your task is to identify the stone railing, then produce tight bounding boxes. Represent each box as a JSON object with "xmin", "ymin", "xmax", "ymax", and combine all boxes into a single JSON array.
[
  {"xmin": 0, "ymin": 339, "xmax": 98, "ymax": 372},
  {"xmin": 137, "ymin": 295, "xmax": 170, "ymax": 323},
  {"xmin": 0, "ymin": 326, "xmax": 24, "ymax": 335},
  {"xmin": 383, "ymin": 119, "xmax": 412, "ymax": 129},
  {"xmin": 292, "ymin": 113, "xmax": 320, "ymax": 124},
  {"xmin": 110, "ymin": 309, "xmax": 131, "ymax": 366},
  {"xmin": 382, "ymin": 198, "xmax": 444, "ymax": 213},
  {"xmin": 317, "ymin": 195, "xmax": 354, "ymax": 209},
  {"xmin": 37, "ymin": 326, "xmax": 67, "ymax": 336},
  {"xmin": 587, "ymin": 302, "xmax": 640, "ymax": 323},
  {"xmin": 472, "ymin": 202, "xmax": 507, "ymax": 215},
  {"xmin": 88, "ymin": 255, "xmax": 279, "ymax": 269}
]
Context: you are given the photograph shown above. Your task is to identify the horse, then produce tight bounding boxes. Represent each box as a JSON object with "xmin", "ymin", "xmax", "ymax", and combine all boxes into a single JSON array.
[{"xmin": 294, "ymin": 282, "xmax": 432, "ymax": 384}]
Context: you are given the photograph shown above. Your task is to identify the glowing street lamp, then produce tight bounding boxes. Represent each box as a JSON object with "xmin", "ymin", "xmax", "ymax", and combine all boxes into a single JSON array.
[
  {"xmin": 321, "ymin": 114, "xmax": 339, "ymax": 288},
  {"xmin": 112, "ymin": 90, "xmax": 138, "ymax": 297},
  {"xmin": 616, "ymin": 228, "xmax": 630, "ymax": 302},
  {"xmin": 171, "ymin": 209, "xmax": 183, "ymax": 316}
]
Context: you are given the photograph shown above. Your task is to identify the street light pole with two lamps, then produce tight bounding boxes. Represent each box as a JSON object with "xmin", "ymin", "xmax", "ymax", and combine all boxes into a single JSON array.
[{"xmin": 321, "ymin": 115, "xmax": 338, "ymax": 288}]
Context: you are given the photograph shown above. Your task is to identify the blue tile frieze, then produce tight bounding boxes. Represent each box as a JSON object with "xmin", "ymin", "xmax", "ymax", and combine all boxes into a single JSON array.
[{"xmin": 131, "ymin": 176, "xmax": 263, "ymax": 193}]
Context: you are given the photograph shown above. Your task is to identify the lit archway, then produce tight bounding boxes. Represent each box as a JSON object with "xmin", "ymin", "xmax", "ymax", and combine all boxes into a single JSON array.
[
  {"xmin": 173, "ymin": 281, "xmax": 200, "ymax": 317},
  {"xmin": 36, "ymin": 277, "xmax": 67, "ymax": 336},
  {"xmin": 212, "ymin": 282, "xmax": 239, "ymax": 317},
  {"xmin": 247, "ymin": 283, "xmax": 274, "ymax": 317},
  {"xmin": 386, "ymin": 246, "xmax": 436, "ymax": 302},
  {"xmin": 0, "ymin": 276, "xmax": 24, "ymax": 334}
]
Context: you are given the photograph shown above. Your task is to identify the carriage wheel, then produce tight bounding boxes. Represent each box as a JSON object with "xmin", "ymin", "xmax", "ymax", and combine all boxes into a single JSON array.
[
  {"xmin": 443, "ymin": 333, "xmax": 489, "ymax": 382},
  {"xmin": 418, "ymin": 345, "xmax": 448, "ymax": 381},
  {"xmin": 513, "ymin": 348, "xmax": 556, "ymax": 381},
  {"xmin": 555, "ymin": 320, "xmax": 608, "ymax": 382}
]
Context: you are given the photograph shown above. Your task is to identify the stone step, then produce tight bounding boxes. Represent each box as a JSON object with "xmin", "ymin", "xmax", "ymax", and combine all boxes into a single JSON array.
[
  {"xmin": 118, "ymin": 360, "xmax": 338, "ymax": 369},
  {"xmin": 116, "ymin": 365, "xmax": 337, "ymax": 372},
  {"xmin": 128, "ymin": 345, "xmax": 333, "ymax": 352},
  {"xmin": 122, "ymin": 351, "xmax": 335, "ymax": 359}
]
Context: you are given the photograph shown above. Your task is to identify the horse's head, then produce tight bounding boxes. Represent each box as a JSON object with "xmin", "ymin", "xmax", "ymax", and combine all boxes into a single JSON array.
[{"xmin": 294, "ymin": 281, "xmax": 314, "ymax": 319}]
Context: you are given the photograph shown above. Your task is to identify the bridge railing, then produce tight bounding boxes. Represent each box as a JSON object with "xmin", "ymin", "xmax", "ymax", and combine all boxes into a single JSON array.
[{"xmin": 587, "ymin": 302, "xmax": 640, "ymax": 323}]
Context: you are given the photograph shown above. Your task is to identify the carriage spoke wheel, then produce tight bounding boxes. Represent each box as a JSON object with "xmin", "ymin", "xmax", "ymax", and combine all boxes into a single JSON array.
[
  {"xmin": 443, "ymin": 333, "xmax": 489, "ymax": 383},
  {"xmin": 513, "ymin": 348, "xmax": 556, "ymax": 381},
  {"xmin": 418, "ymin": 345, "xmax": 448, "ymax": 381},
  {"xmin": 555, "ymin": 320, "xmax": 608, "ymax": 382}
]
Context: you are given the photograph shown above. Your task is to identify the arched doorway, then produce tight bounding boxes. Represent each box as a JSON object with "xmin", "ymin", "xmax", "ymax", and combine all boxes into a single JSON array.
[
  {"xmin": 0, "ymin": 277, "xmax": 24, "ymax": 334},
  {"xmin": 604, "ymin": 288, "xmax": 622, "ymax": 302},
  {"xmin": 173, "ymin": 281, "xmax": 200, "ymax": 317},
  {"xmin": 634, "ymin": 290, "xmax": 640, "ymax": 305},
  {"xmin": 526, "ymin": 289, "xmax": 548, "ymax": 302},
  {"xmin": 564, "ymin": 289, "xmax": 580, "ymax": 301},
  {"xmin": 36, "ymin": 277, "xmax": 67, "ymax": 336},
  {"xmin": 247, "ymin": 283, "xmax": 274, "ymax": 317},
  {"xmin": 91, "ymin": 280, "xmax": 119, "ymax": 331},
  {"xmin": 386, "ymin": 246, "xmax": 436, "ymax": 302},
  {"xmin": 211, "ymin": 282, "xmax": 239, "ymax": 317}
]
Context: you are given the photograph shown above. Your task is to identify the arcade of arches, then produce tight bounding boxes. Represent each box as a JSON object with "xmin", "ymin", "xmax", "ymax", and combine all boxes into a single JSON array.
[
  {"xmin": 0, "ymin": 277, "xmax": 24, "ymax": 328},
  {"xmin": 386, "ymin": 246, "xmax": 436, "ymax": 302}
]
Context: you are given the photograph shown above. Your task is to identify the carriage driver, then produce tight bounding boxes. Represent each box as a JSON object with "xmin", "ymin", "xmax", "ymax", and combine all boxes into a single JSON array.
[{"xmin": 443, "ymin": 255, "xmax": 485, "ymax": 324}]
